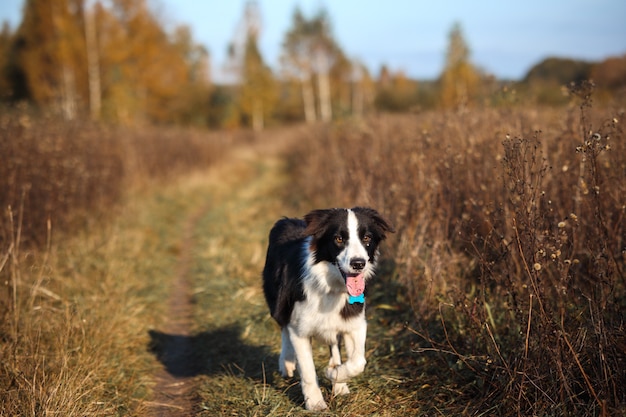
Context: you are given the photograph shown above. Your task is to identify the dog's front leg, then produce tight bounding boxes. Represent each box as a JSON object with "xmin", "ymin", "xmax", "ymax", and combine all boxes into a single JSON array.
[
  {"xmin": 279, "ymin": 327, "xmax": 297, "ymax": 377},
  {"xmin": 325, "ymin": 322, "xmax": 367, "ymax": 383},
  {"xmin": 328, "ymin": 340, "xmax": 350, "ymax": 396},
  {"xmin": 287, "ymin": 326, "xmax": 327, "ymax": 411}
]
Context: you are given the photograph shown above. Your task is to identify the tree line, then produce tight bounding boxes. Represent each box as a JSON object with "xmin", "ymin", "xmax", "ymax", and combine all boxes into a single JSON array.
[
  {"xmin": 0, "ymin": 0, "xmax": 211, "ymax": 125},
  {"xmin": 1, "ymin": 0, "xmax": 624, "ymax": 129}
]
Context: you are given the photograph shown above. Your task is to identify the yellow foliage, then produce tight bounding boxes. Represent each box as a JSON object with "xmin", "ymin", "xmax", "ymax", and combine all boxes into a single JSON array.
[
  {"xmin": 11, "ymin": 0, "xmax": 210, "ymax": 125},
  {"xmin": 438, "ymin": 22, "xmax": 482, "ymax": 109},
  {"xmin": 439, "ymin": 61, "xmax": 481, "ymax": 109}
]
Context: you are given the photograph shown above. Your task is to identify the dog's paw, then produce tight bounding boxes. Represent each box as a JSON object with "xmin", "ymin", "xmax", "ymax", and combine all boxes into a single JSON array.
[
  {"xmin": 279, "ymin": 360, "xmax": 296, "ymax": 378},
  {"xmin": 332, "ymin": 382, "xmax": 350, "ymax": 396},
  {"xmin": 326, "ymin": 358, "xmax": 366, "ymax": 383},
  {"xmin": 303, "ymin": 384, "xmax": 327, "ymax": 411},
  {"xmin": 304, "ymin": 391, "xmax": 327, "ymax": 411},
  {"xmin": 326, "ymin": 364, "xmax": 347, "ymax": 383},
  {"xmin": 325, "ymin": 364, "xmax": 338, "ymax": 381},
  {"xmin": 305, "ymin": 398, "xmax": 328, "ymax": 411}
]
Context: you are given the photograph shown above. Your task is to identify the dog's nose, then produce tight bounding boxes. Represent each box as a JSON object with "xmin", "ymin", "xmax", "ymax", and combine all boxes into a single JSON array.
[{"xmin": 350, "ymin": 258, "xmax": 366, "ymax": 271}]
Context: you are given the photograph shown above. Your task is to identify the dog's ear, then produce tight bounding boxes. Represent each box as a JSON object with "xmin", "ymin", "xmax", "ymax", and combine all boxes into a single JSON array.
[
  {"xmin": 352, "ymin": 207, "xmax": 396, "ymax": 236},
  {"xmin": 303, "ymin": 209, "xmax": 335, "ymax": 238}
]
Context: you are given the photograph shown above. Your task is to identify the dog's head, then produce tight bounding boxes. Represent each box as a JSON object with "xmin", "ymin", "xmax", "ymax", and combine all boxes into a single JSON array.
[{"xmin": 303, "ymin": 207, "xmax": 395, "ymax": 298}]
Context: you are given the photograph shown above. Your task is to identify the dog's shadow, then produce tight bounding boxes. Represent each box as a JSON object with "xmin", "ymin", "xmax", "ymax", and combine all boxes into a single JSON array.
[{"xmin": 148, "ymin": 324, "xmax": 278, "ymax": 381}]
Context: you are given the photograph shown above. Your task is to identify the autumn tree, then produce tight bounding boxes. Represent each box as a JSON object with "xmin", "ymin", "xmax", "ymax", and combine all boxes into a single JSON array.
[
  {"xmin": 83, "ymin": 0, "xmax": 101, "ymax": 120},
  {"xmin": 6, "ymin": 0, "xmax": 210, "ymax": 125},
  {"xmin": 346, "ymin": 60, "xmax": 375, "ymax": 117},
  {"xmin": 375, "ymin": 67, "xmax": 418, "ymax": 112},
  {"xmin": 226, "ymin": 1, "xmax": 276, "ymax": 130},
  {"xmin": 240, "ymin": 33, "xmax": 276, "ymax": 130},
  {"xmin": 97, "ymin": 0, "xmax": 190, "ymax": 123},
  {"xmin": 281, "ymin": 7, "xmax": 344, "ymax": 123},
  {"xmin": 281, "ymin": 8, "xmax": 316, "ymax": 123},
  {"xmin": 0, "ymin": 22, "xmax": 13, "ymax": 98},
  {"xmin": 169, "ymin": 25, "xmax": 212, "ymax": 126},
  {"xmin": 12, "ymin": 0, "xmax": 88, "ymax": 119},
  {"xmin": 309, "ymin": 10, "xmax": 339, "ymax": 122},
  {"xmin": 591, "ymin": 55, "xmax": 626, "ymax": 91},
  {"xmin": 438, "ymin": 22, "xmax": 481, "ymax": 109},
  {"xmin": 520, "ymin": 57, "xmax": 594, "ymax": 105},
  {"xmin": 328, "ymin": 50, "xmax": 350, "ymax": 115}
]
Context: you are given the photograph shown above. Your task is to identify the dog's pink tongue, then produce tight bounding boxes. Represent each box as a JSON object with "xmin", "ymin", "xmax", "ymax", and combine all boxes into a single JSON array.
[{"xmin": 346, "ymin": 274, "xmax": 365, "ymax": 297}]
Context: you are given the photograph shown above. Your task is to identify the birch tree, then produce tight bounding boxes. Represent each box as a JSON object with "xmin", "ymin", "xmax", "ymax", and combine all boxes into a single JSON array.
[
  {"xmin": 281, "ymin": 8, "xmax": 343, "ymax": 123},
  {"xmin": 8, "ymin": 0, "xmax": 211, "ymax": 125},
  {"xmin": 227, "ymin": 1, "xmax": 276, "ymax": 130},
  {"xmin": 281, "ymin": 8, "xmax": 316, "ymax": 123},
  {"xmin": 349, "ymin": 60, "xmax": 374, "ymax": 117},
  {"xmin": 13, "ymin": 0, "xmax": 87, "ymax": 119},
  {"xmin": 83, "ymin": 0, "xmax": 101, "ymax": 120}
]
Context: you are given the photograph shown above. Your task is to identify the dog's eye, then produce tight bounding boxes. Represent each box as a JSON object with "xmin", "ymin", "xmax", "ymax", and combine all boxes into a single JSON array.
[
  {"xmin": 334, "ymin": 235, "xmax": 344, "ymax": 244},
  {"xmin": 362, "ymin": 234, "xmax": 372, "ymax": 244}
]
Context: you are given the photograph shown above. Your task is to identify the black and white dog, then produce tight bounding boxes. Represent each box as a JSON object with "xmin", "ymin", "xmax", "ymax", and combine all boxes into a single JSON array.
[{"xmin": 262, "ymin": 207, "xmax": 394, "ymax": 411}]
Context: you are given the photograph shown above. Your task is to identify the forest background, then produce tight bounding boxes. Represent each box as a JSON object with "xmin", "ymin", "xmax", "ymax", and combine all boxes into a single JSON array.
[{"xmin": 1, "ymin": 0, "xmax": 625, "ymax": 129}]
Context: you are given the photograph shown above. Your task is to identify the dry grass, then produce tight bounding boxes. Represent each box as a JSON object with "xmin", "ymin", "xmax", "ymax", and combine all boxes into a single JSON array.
[
  {"xmin": 2, "ymin": 88, "xmax": 625, "ymax": 415},
  {"xmin": 2, "ymin": 116, "xmax": 418, "ymax": 415},
  {"xmin": 0, "ymin": 109, "xmax": 249, "ymax": 415},
  {"xmin": 286, "ymin": 86, "xmax": 626, "ymax": 415},
  {"xmin": 0, "ymin": 188, "xmax": 177, "ymax": 415}
]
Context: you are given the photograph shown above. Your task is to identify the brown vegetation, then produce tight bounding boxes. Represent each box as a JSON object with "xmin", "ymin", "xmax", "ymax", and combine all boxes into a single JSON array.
[
  {"xmin": 0, "ymin": 108, "xmax": 244, "ymax": 248},
  {"xmin": 0, "ymin": 110, "xmax": 251, "ymax": 415},
  {"xmin": 1, "ymin": 80, "xmax": 625, "ymax": 414},
  {"xmin": 286, "ymin": 86, "xmax": 626, "ymax": 415}
]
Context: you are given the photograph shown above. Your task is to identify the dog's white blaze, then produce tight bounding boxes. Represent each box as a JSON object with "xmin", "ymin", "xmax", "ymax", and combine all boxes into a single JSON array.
[{"xmin": 337, "ymin": 209, "xmax": 370, "ymax": 274}]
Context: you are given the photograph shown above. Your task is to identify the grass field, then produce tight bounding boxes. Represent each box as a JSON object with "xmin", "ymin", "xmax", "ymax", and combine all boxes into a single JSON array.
[{"xmin": 1, "ymin": 89, "xmax": 625, "ymax": 415}]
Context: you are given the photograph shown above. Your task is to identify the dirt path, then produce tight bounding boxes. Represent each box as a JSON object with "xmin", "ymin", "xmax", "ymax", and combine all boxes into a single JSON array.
[
  {"xmin": 144, "ymin": 129, "xmax": 301, "ymax": 416},
  {"xmin": 147, "ymin": 204, "xmax": 208, "ymax": 416}
]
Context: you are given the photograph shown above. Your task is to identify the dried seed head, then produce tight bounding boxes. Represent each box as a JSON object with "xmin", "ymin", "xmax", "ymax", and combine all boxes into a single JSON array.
[{"xmin": 533, "ymin": 263, "xmax": 542, "ymax": 271}]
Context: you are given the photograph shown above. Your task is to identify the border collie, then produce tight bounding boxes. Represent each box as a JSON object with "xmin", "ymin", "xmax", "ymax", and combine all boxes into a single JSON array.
[{"xmin": 262, "ymin": 207, "xmax": 394, "ymax": 411}]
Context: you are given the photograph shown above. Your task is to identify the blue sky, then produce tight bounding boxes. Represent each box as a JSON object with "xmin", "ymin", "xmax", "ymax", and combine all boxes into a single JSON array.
[{"xmin": 2, "ymin": 0, "xmax": 626, "ymax": 81}]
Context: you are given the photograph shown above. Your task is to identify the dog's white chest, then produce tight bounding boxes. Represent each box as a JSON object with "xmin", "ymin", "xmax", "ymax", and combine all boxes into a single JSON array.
[{"xmin": 290, "ymin": 291, "xmax": 365, "ymax": 344}]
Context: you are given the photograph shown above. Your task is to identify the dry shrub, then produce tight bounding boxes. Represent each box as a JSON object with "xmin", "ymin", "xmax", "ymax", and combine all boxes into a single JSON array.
[
  {"xmin": 0, "ymin": 110, "xmax": 242, "ymax": 249},
  {"xmin": 0, "ymin": 113, "xmax": 124, "ymax": 247},
  {"xmin": 286, "ymin": 88, "xmax": 626, "ymax": 415}
]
